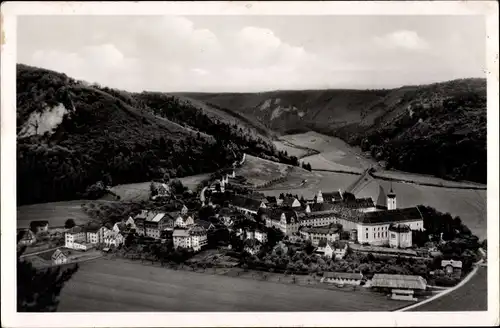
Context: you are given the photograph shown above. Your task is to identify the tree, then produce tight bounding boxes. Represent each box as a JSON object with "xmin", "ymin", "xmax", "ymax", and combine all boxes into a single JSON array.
[
  {"xmin": 64, "ymin": 219, "xmax": 76, "ymax": 229},
  {"xmin": 17, "ymin": 232, "xmax": 79, "ymax": 311}
]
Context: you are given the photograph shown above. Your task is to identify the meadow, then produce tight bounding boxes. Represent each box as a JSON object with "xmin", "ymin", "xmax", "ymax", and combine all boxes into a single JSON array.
[
  {"xmin": 17, "ymin": 200, "xmax": 94, "ymax": 229},
  {"xmin": 108, "ymin": 173, "xmax": 211, "ymax": 202},
  {"xmin": 57, "ymin": 258, "xmax": 409, "ymax": 312}
]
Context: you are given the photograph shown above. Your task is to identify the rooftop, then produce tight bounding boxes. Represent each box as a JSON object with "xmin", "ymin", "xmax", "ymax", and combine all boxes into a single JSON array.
[
  {"xmin": 324, "ymin": 272, "xmax": 363, "ymax": 280},
  {"xmin": 360, "ymin": 207, "xmax": 423, "ymax": 224},
  {"xmin": 173, "ymin": 229, "xmax": 190, "ymax": 237},
  {"xmin": 371, "ymin": 274, "xmax": 427, "ymax": 290},
  {"xmin": 389, "ymin": 223, "xmax": 411, "ymax": 233}
]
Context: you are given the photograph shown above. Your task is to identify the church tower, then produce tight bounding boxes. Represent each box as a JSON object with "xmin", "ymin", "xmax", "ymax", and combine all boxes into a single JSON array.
[
  {"xmin": 316, "ymin": 190, "xmax": 324, "ymax": 203},
  {"xmin": 386, "ymin": 183, "xmax": 397, "ymax": 210}
]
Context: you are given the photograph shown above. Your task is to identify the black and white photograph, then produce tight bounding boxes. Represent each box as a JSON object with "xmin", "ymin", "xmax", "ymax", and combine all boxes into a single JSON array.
[{"xmin": 1, "ymin": 1, "xmax": 499, "ymax": 327}]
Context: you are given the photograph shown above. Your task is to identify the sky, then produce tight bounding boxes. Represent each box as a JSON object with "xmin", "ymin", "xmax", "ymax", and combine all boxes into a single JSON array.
[{"xmin": 17, "ymin": 15, "xmax": 486, "ymax": 92}]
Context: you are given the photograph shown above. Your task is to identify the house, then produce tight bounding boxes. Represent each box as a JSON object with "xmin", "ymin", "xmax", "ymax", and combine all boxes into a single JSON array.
[
  {"xmin": 230, "ymin": 194, "xmax": 267, "ymax": 215},
  {"xmin": 300, "ymin": 210, "xmax": 339, "ymax": 227},
  {"xmin": 151, "ymin": 183, "xmax": 171, "ymax": 200},
  {"xmin": 316, "ymin": 240, "xmax": 348, "ymax": 259},
  {"xmin": 441, "ymin": 260, "xmax": 463, "ymax": 278},
  {"xmin": 281, "ymin": 196, "xmax": 301, "ymax": 208},
  {"xmin": 300, "ymin": 224, "xmax": 342, "ymax": 246},
  {"xmin": 51, "ymin": 249, "xmax": 70, "ymax": 265},
  {"xmin": 65, "ymin": 226, "xmax": 92, "ymax": 250},
  {"xmin": 85, "ymin": 222, "xmax": 102, "ymax": 244},
  {"xmin": 370, "ymin": 274, "xmax": 427, "ymax": 301},
  {"xmin": 174, "ymin": 213, "xmax": 195, "ymax": 228},
  {"xmin": 18, "ymin": 229, "xmax": 37, "ymax": 246},
  {"xmin": 265, "ymin": 196, "xmax": 278, "ymax": 206},
  {"xmin": 104, "ymin": 231, "xmax": 125, "ymax": 247},
  {"xmin": 125, "ymin": 216, "xmax": 136, "ymax": 230},
  {"xmin": 145, "ymin": 212, "xmax": 170, "ymax": 239},
  {"xmin": 388, "ymin": 223, "xmax": 413, "ymax": 248},
  {"xmin": 321, "ymin": 272, "xmax": 363, "ymax": 285},
  {"xmin": 264, "ymin": 208, "xmax": 300, "ymax": 236},
  {"xmin": 30, "ymin": 220, "xmax": 49, "ymax": 233},
  {"xmin": 172, "ymin": 225, "xmax": 208, "ymax": 251},
  {"xmin": 195, "ymin": 219, "xmax": 216, "ymax": 232},
  {"xmin": 217, "ymin": 207, "xmax": 236, "ymax": 229},
  {"xmin": 133, "ymin": 210, "xmax": 150, "ymax": 235},
  {"xmin": 180, "ymin": 205, "xmax": 189, "ymax": 216},
  {"xmin": 315, "ymin": 190, "xmax": 343, "ymax": 204},
  {"xmin": 243, "ymin": 238, "xmax": 261, "ymax": 255},
  {"xmin": 238, "ymin": 228, "xmax": 268, "ymax": 244}
]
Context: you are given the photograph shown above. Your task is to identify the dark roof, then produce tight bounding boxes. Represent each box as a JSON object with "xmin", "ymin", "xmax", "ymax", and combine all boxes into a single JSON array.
[
  {"xmin": 301, "ymin": 224, "xmax": 342, "ymax": 235},
  {"xmin": 231, "ymin": 195, "xmax": 263, "ymax": 212},
  {"xmin": 371, "ymin": 274, "xmax": 427, "ymax": 290},
  {"xmin": 342, "ymin": 197, "xmax": 375, "ymax": 209},
  {"xmin": 282, "ymin": 197, "xmax": 299, "ymax": 207},
  {"xmin": 266, "ymin": 207, "xmax": 299, "ymax": 224},
  {"xmin": 322, "ymin": 191, "xmax": 343, "ymax": 202},
  {"xmin": 19, "ymin": 229, "xmax": 35, "ymax": 240},
  {"xmin": 303, "ymin": 209, "xmax": 338, "ymax": 219},
  {"xmin": 266, "ymin": 196, "xmax": 277, "ymax": 204},
  {"xmin": 329, "ymin": 240, "xmax": 348, "ymax": 249},
  {"xmin": 310, "ymin": 203, "xmax": 336, "ymax": 212},
  {"xmin": 360, "ymin": 207, "xmax": 423, "ymax": 224},
  {"xmin": 195, "ymin": 219, "xmax": 214, "ymax": 230},
  {"xmin": 189, "ymin": 225, "xmax": 207, "ymax": 236},
  {"xmin": 376, "ymin": 185, "xmax": 387, "ymax": 207},
  {"xmin": 85, "ymin": 222, "xmax": 101, "ymax": 232},
  {"xmin": 68, "ymin": 226, "xmax": 84, "ymax": 234},
  {"xmin": 324, "ymin": 272, "xmax": 363, "ymax": 280},
  {"xmin": 389, "ymin": 223, "xmax": 411, "ymax": 233}
]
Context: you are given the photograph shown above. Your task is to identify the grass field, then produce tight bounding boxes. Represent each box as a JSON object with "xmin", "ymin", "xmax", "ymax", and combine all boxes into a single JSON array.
[
  {"xmin": 57, "ymin": 258, "xmax": 409, "ymax": 312},
  {"xmin": 279, "ymin": 132, "xmax": 376, "ymax": 170},
  {"xmin": 410, "ymin": 266, "xmax": 487, "ymax": 311},
  {"xmin": 17, "ymin": 200, "xmax": 94, "ymax": 229},
  {"xmin": 109, "ymin": 173, "xmax": 211, "ymax": 202},
  {"xmin": 235, "ymin": 154, "xmax": 292, "ymax": 186}
]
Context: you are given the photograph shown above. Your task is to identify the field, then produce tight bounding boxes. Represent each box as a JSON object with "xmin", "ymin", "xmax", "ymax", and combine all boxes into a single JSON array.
[
  {"xmin": 410, "ymin": 266, "xmax": 488, "ymax": 311},
  {"xmin": 17, "ymin": 200, "xmax": 93, "ymax": 229},
  {"xmin": 57, "ymin": 258, "xmax": 409, "ymax": 312},
  {"xmin": 235, "ymin": 154, "xmax": 292, "ymax": 186},
  {"xmin": 109, "ymin": 173, "xmax": 211, "ymax": 202},
  {"xmin": 279, "ymin": 132, "xmax": 376, "ymax": 170}
]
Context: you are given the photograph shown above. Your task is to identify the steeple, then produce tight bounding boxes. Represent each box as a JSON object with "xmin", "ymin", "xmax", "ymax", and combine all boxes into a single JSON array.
[{"xmin": 386, "ymin": 182, "xmax": 397, "ymax": 210}]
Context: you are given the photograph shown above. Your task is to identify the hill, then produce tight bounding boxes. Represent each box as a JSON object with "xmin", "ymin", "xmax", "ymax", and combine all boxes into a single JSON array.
[
  {"xmin": 181, "ymin": 78, "xmax": 487, "ymax": 183},
  {"xmin": 16, "ymin": 64, "xmax": 298, "ymax": 205}
]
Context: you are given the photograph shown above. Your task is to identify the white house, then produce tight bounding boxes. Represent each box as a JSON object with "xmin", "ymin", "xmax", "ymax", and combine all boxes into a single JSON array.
[
  {"xmin": 174, "ymin": 214, "xmax": 195, "ymax": 228},
  {"xmin": 316, "ymin": 240, "xmax": 349, "ymax": 260},
  {"xmin": 51, "ymin": 249, "xmax": 70, "ymax": 265},
  {"xmin": 104, "ymin": 231, "xmax": 125, "ymax": 247},
  {"xmin": 172, "ymin": 225, "xmax": 207, "ymax": 251},
  {"xmin": 300, "ymin": 224, "xmax": 342, "ymax": 246},
  {"xmin": 265, "ymin": 209, "xmax": 300, "ymax": 236},
  {"xmin": 65, "ymin": 227, "xmax": 92, "ymax": 250},
  {"xmin": 388, "ymin": 224, "xmax": 413, "ymax": 248},
  {"xmin": 321, "ymin": 272, "xmax": 363, "ymax": 286}
]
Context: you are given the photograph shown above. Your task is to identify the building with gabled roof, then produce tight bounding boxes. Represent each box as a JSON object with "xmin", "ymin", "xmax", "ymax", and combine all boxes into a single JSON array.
[
  {"xmin": 371, "ymin": 273, "xmax": 427, "ymax": 301},
  {"xmin": 172, "ymin": 225, "xmax": 207, "ymax": 251},
  {"xmin": 322, "ymin": 272, "xmax": 363, "ymax": 285},
  {"xmin": 300, "ymin": 224, "xmax": 342, "ymax": 246},
  {"xmin": 230, "ymin": 194, "xmax": 267, "ymax": 215},
  {"xmin": 263, "ymin": 207, "xmax": 300, "ymax": 236}
]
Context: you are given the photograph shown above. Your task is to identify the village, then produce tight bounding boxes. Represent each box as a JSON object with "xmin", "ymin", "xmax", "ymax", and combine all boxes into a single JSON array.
[{"xmin": 17, "ymin": 166, "xmax": 484, "ymax": 304}]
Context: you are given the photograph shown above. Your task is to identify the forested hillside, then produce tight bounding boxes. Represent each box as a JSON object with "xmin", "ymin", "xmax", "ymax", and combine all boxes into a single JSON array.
[
  {"xmin": 182, "ymin": 78, "xmax": 487, "ymax": 183},
  {"xmin": 16, "ymin": 64, "xmax": 298, "ymax": 205}
]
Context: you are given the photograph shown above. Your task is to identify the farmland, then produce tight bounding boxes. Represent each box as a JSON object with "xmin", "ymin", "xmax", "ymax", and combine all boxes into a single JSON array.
[
  {"xmin": 57, "ymin": 258, "xmax": 410, "ymax": 312},
  {"xmin": 235, "ymin": 154, "xmax": 292, "ymax": 187},
  {"xmin": 17, "ymin": 200, "xmax": 94, "ymax": 229},
  {"xmin": 410, "ymin": 266, "xmax": 488, "ymax": 311}
]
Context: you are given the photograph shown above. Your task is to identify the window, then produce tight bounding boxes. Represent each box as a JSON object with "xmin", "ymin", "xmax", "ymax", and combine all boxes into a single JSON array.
[{"xmin": 366, "ymin": 233, "xmax": 368, "ymax": 239}]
